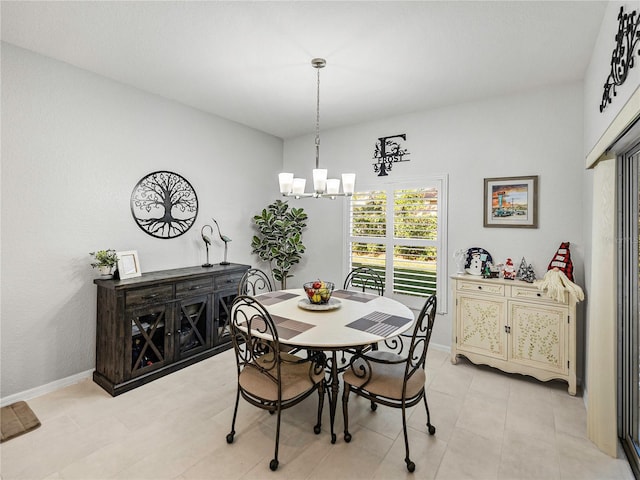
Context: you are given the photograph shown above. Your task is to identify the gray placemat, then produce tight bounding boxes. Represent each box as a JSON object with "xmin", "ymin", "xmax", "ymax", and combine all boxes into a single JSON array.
[
  {"xmin": 255, "ymin": 291, "xmax": 300, "ymax": 305},
  {"xmin": 332, "ymin": 289, "xmax": 378, "ymax": 303},
  {"xmin": 346, "ymin": 311, "xmax": 413, "ymax": 337}
]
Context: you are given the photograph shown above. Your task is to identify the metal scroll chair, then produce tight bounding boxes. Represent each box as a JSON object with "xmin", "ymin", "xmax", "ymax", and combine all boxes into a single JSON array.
[
  {"xmin": 341, "ymin": 294, "xmax": 437, "ymax": 473},
  {"xmin": 238, "ymin": 268, "xmax": 273, "ymax": 296},
  {"xmin": 227, "ymin": 295, "xmax": 325, "ymax": 471},
  {"xmin": 343, "ymin": 266, "xmax": 384, "ymax": 296}
]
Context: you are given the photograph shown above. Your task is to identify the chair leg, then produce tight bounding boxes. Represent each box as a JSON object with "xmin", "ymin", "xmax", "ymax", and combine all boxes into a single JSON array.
[
  {"xmin": 226, "ymin": 387, "xmax": 240, "ymax": 444},
  {"xmin": 401, "ymin": 402, "xmax": 415, "ymax": 472},
  {"xmin": 422, "ymin": 391, "xmax": 436, "ymax": 435},
  {"xmin": 342, "ymin": 383, "xmax": 352, "ymax": 442},
  {"xmin": 314, "ymin": 380, "xmax": 324, "ymax": 434},
  {"xmin": 270, "ymin": 405, "xmax": 282, "ymax": 471}
]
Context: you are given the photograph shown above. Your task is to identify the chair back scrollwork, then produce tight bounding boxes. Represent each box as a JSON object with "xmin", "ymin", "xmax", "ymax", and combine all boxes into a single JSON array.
[
  {"xmin": 231, "ymin": 295, "xmax": 281, "ymax": 385},
  {"xmin": 238, "ymin": 268, "xmax": 274, "ymax": 296},
  {"xmin": 343, "ymin": 267, "xmax": 384, "ymax": 296},
  {"xmin": 403, "ymin": 294, "xmax": 437, "ymax": 388}
]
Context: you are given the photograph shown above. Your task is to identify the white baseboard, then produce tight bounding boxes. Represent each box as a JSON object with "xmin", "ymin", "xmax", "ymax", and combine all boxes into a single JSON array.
[
  {"xmin": 430, "ymin": 342, "xmax": 451, "ymax": 354},
  {"xmin": 0, "ymin": 369, "xmax": 94, "ymax": 407}
]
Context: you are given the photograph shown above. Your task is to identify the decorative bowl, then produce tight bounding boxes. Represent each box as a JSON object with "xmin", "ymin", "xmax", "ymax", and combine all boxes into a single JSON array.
[{"xmin": 303, "ymin": 281, "xmax": 335, "ymax": 305}]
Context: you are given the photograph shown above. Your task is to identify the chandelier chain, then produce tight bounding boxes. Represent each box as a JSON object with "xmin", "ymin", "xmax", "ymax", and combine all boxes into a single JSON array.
[{"xmin": 315, "ymin": 65, "xmax": 321, "ymax": 169}]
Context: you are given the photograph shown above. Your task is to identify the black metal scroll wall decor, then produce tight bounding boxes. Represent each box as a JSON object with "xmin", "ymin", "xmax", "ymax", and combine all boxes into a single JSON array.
[
  {"xmin": 372, "ymin": 134, "xmax": 410, "ymax": 176},
  {"xmin": 600, "ymin": 6, "xmax": 639, "ymax": 113},
  {"xmin": 130, "ymin": 171, "xmax": 199, "ymax": 239}
]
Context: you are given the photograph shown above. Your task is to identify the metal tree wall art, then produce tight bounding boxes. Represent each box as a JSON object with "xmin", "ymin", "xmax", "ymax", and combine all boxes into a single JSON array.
[
  {"xmin": 130, "ymin": 171, "xmax": 199, "ymax": 239},
  {"xmin": 600, "ymin": 6, "xmax": 639, "ymax": 113},
  {"xmin": 372, "ymin": 134, "xmax": 410, "ymax": 176}
]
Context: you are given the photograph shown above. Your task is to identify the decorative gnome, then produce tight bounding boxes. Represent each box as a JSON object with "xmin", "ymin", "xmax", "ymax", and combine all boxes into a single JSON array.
[
  {"xmin": 534, "ymin": 242, "xmax": 584, "ymax": 303},
  {"xmin": 503, "ymin": 258, "xmax": 516, "ymax": 280}
]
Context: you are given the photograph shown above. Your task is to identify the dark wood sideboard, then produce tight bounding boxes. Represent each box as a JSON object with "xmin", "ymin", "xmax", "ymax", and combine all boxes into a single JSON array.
[{"xmin": 93, "ymin": 263, "xmax": 250, "ymax": 396}]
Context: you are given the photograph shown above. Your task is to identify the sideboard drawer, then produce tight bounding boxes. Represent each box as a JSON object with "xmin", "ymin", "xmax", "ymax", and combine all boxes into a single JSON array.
[
  {"xmin": 215, "ymin": 272, "xmax": 244, "ymax": 289},
  {"xmin": 126, "ymin": 285, "xmax": 173, "ymax": 308},
  {"xmin": 457, "ymin": 280, "xmax": 504, "ymax": 296},
  {"xmin": 176, "ymin": 277, "xmax": 213, "ymax": 298},
  {"xmin": 511, "ymin": 285, "xmax": 568, "ymax": 305}
]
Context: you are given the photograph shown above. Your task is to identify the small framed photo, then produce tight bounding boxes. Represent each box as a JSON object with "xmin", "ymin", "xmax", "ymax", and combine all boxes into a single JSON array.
[
  {"xmin": 117, "ymin": 250, "xmax": 142, "ymax": 279},
  {"xmin": 483, "ymin": 175, "xmax": 538, "ymax": 228}
]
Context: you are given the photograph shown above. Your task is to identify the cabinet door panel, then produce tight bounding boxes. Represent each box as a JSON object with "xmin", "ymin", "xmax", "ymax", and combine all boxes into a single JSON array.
[
  {"xmin": 128, "ymin": 304, "xmax": 170, "ymax": 378},
  {"xmin": 214, "ymin": 290, "xmax": 237, "ymax": 346},
  {"xmin": 176, "ymin": 294, "xmax": 211, "ymax": 359},
  {"xmin": 457, "ymin": 294, "xmax": 507, "ymax": 360},
  {"xmin": 509, "ymin": 301, "xmax": 567, "ymax": 374}
]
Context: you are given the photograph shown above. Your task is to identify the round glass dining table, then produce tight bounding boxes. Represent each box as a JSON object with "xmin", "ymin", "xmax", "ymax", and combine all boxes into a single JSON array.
[{"xmin": 249, "ymin": 288, "xmax": 415, "ymax": 443}]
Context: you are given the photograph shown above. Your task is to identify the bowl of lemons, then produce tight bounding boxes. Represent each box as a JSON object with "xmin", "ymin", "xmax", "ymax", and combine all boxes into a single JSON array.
[{"xmin": 303, "ymin": 280, "xmax": 335, "ymax": 305}]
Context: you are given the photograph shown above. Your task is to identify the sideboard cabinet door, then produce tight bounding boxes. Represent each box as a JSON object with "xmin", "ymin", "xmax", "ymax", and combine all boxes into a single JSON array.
[
  {"xmin": 456, "ymin": 294, "xmax": 507, "ymax": 361},
  {"xmin": 508, "ymin": 300, "xmax": 568, "ymax": 376},
  {"xmin": 175, "ymin": 294, "xmax": 211, "ymax": 361},
  {"xmin": 128, "ymin": 303, "xmax": 172, "ymax": 379}
]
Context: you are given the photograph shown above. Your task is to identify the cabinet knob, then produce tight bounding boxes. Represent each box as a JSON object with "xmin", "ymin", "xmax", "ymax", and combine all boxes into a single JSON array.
[
  {"xmin": 167, "ymin": 332, "xmax": 172, "ymax": 337},
  {"xmin": 536, "ymin": 293, "xmax": 541, "ymax": 297},
  {"xmin": 477, "ymin": 286, "xmax": 482, "ymax": 290}
]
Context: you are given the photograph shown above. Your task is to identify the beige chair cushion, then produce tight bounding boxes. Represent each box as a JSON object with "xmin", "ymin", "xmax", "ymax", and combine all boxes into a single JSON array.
[
  {"xmin": 342, "ymin": 351, "xmax": 425, "ymax": 400},
  {"xmin": 239, "ymin": 352, "xmax": 324, "ymax": 402}
]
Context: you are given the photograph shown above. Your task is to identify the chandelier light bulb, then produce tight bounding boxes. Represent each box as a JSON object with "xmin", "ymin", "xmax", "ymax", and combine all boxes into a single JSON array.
[
  {"xmin": 278, "ymin": 173, "xmax": 294, "ymax": 194},
  {"xmin": 292, "ymin": 178, "xmax": 306, "ymax": 195},
  {"xmin": 342, "ymin": 173, "xmax": 356, "ymax": 195}
]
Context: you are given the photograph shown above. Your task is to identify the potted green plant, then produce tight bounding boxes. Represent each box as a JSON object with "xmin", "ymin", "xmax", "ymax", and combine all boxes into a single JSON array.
[
  {"xmin": 90, "ymin": 249, "xmax": 119, "ymax": 278},
  {"xmin": 251, "ymin": 200, "xmax": 307, "ymax": 289}
]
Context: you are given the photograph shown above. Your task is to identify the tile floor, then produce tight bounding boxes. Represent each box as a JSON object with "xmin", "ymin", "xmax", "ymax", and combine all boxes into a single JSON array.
[{"xmin": 0, "ymin": 347, "xmax": 634, "ymax": 480}]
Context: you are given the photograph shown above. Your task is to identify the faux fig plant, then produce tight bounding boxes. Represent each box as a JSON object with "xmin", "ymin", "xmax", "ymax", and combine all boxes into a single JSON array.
[{"xmin": 251, "ymin": 200, "xmax": 307, "ymax": 289}]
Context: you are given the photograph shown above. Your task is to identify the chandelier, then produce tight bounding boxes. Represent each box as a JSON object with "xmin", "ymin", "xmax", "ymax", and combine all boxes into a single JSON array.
[{"xmin": 278, "ymin": 58, "xmax": 355, "ymax": 199}]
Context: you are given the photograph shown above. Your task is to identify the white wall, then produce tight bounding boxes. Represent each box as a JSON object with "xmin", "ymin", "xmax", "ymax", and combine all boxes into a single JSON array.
[
  {"xmin": 0, "ymin": 43, "xmax": 283, "ymax": 398},
  {"xmin": 284, "ymin": 83, "xmax": 586, "ymax": 355}
]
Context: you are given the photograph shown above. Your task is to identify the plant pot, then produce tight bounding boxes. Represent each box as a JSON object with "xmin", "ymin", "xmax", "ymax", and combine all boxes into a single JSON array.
[{"xmin": 98, "ymin": 265, "xmax": 114, "ymax": 278}]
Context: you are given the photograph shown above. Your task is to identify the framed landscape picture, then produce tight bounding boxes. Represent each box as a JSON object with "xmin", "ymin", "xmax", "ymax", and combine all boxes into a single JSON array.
[{"xmin": 483, "ymin": 175, "xmax": 538, "ymax": 228}]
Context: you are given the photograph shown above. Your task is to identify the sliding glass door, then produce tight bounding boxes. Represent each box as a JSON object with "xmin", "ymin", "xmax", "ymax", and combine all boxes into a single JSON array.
[{"xmin": 619, "ymin": 135, "xmax": 640, "ymax": 478}]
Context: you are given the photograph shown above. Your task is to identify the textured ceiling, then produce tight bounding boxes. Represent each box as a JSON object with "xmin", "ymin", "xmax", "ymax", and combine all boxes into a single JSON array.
[{"xmin": 1, "ymin": 1, "xmax": 608, "ymax": 139}]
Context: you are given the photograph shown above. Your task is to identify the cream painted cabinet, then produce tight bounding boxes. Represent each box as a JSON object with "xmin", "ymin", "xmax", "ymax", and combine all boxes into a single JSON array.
[{"xmin": 451, "ymin": 275, "xmax": 577, "ymax": 395}]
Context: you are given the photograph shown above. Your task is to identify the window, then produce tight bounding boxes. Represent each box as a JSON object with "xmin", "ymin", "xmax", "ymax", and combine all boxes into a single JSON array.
[{"xmin": 345, "ymin": 175, "xmax": 448, "ymax": 312}]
